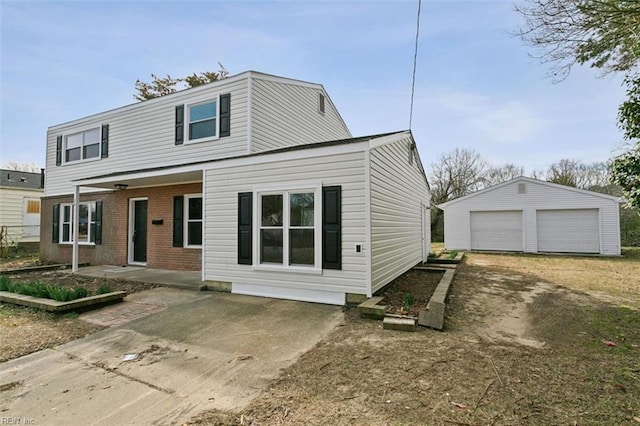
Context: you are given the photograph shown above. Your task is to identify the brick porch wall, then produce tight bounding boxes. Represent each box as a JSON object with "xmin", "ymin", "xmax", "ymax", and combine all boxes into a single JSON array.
[{"xmin": 40, "ymin": 183, "xmax": 202, "ymax": 271}]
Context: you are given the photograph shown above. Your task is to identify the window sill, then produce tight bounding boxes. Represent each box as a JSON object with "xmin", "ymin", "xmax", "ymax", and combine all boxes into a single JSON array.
[
  {"xmin": 62, "ymin": 156, "xmax": 102, "ymax": 166},
  {"xmin": 59, "ymin": 242, "xmax": 95, "ymax": 246},
  {"xmin": 184, "ymin": 245, "xmax": 202, "ymax": 250},
  {"xmin": 252, "ymin": 264, "xmax": 322, "ymax": 275},
  {"xmin": 183, "ymin": 135, "xmax": 219, "ymax": 145}
]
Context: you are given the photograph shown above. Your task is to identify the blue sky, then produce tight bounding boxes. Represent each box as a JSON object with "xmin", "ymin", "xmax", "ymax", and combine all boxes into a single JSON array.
[{"xmin": 0, "ymin": 0, "xmax": 628, "ymax": 175}]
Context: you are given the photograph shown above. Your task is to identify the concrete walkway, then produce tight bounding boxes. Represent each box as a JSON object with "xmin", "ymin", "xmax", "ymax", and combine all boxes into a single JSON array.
[{"xmin": 0, "ymin": 288, "xmax": 343, "ymax": 425}]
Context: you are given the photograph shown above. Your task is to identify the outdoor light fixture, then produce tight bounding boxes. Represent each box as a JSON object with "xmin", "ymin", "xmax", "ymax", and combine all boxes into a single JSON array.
[{"xmin": 114, "ymin": 183, "xmax": 128, "ymax": 190}]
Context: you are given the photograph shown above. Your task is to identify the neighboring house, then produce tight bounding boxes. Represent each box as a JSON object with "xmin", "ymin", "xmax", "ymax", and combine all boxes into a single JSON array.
[
  {"xmin": 41, "ymin": 70, "xmax": 431, "ymax": 305},
  {"xmin": 437, "ymin": 177, "xmax": 622, "ymax": 255},
  {"xmin": 0, "ymin": 169, "xmax": 44, "ymax": 248}
]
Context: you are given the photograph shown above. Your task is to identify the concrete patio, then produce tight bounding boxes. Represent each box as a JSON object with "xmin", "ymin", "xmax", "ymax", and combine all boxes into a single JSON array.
[{"xmin": 71, "ymin": 265, "xmax": 210, "ymax": 291}]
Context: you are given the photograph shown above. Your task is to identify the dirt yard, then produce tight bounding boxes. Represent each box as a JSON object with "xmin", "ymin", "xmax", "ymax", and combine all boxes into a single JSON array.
[
  {"xmin": 190, "ymin": 249, "xmax": 640, "ymax": 425},
  {"xmin": 2, "ymin": 251, "xmax": 639, "ymax": 425},
  {"xmin": 0, "ymin": 260, "xmax": 158, "ymax": 362}
]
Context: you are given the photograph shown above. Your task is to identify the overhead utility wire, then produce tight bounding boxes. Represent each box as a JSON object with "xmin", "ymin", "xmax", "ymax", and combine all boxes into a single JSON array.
[{"xmin": 409, "ymin": 0, "xmax": 422, "ymax": 130}]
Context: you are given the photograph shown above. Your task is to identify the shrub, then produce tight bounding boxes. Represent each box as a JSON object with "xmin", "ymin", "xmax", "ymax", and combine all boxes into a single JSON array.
[
  {"xmin": 448, "ymin": 250, "xmax": 459, "ymax": 259},
  {"xmin": 0, "ymin": 277, "xmax": 93, "ymax": 302},
  {"xmin": 96, "ymin": 285, "xmax": 112, "ymax": 295},
  {"xmin": 0, "ymin": 275, "xmax": 11, "ymax": 291}
]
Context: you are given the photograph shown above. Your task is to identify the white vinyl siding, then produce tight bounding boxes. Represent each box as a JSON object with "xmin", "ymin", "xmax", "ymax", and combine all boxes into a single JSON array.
[
  {"xmin": 470, "ymin": 211, "xmax": 523, "ymax": 251},
  {"xmin": 250, "ymin": 77, "xmax": 351, "ymax": 152},
  {"xmin": 537, "ymin": 209, "xmax": 600, "ymax": 253},
  {"xmin": 0, "ymin": 188, "xmax": 43, "ymax": 243},
  {"xmin": 45, "ymin": 76, "xmax": 249, "ymax": 196},
  {"xmin": 440, "ymin": 178, "xmax": 621, "ymax": 255},
  {"xmin": 369, "ymin": 137, "xmax": 430, "ymax": 293},
  {"xmin": 204, "ymin": 151, "xmax": 367, "ymax": 303}
]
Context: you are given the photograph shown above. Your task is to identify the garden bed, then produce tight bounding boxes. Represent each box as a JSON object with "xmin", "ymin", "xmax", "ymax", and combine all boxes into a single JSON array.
[
  {"xmin": 427, "ymin": 250, "xmax": 465, "ymax": 264},
  {"xmin": 374, "ymin": 268, "xmax": 444, "ymax": 317}
]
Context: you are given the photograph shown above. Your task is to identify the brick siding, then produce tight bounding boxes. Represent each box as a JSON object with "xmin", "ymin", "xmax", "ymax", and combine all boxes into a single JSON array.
[{"xmin": 40, "ymin": 183, "xmax": 202, "ymax": 271}]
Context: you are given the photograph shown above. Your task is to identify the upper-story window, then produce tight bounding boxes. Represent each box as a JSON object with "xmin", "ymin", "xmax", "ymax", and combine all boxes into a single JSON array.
[
  {"xmin": 188, "ymin": 100, "xmax": 217, "ymax": 142},
  {"xmin": 56, "ymin": 124, "xmax": 108, "ymax": 167},
  {"xmin": 175, "ymin": 93, "xmax": 230, "ymax": 146},
  {"xmin": 65, "ymin": 128, "xmax": 100, "ymax": 162}
]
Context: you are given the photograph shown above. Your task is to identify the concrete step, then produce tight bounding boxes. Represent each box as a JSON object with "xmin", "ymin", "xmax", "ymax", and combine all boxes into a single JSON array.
[{"xmin": 383, "ymin": 315, "xmax": 417, "ymax": 332}]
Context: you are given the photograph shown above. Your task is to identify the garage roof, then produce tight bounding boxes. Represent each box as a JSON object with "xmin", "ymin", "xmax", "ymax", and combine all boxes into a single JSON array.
[{"xmin": 437, "ymin": 176, "xmax": 623, "ymax": 209}]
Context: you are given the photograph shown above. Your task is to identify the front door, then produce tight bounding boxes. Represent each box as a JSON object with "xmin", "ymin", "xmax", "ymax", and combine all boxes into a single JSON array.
[{"xmin": 129, "ymin": 198, "xmax": 148, "ymax": 264}]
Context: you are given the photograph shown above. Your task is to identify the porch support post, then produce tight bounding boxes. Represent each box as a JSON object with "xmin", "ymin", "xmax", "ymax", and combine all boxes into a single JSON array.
[{"xmin": 72, "ymin": 185, "xmax": 79, "ymax": 272}]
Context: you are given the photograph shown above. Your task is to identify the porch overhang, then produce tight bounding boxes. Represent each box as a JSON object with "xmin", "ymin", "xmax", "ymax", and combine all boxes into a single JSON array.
[{"xmin": 71, "ymin": 164, "xmax": 204, "ymax": 190}]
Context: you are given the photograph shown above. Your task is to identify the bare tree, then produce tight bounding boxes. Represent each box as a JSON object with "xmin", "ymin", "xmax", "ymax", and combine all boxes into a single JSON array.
[
  {"xmin": 486, "ymin": 164, "xmax": 525, "ymax": 186},
  {"xmin": 545, "ymin": 159, "xmax": 610, "ymax": 189},
  {"xmin": 2, "ymin": 161, "xmax": 41, "ymax": 173},
  {"xmin": 429, "ymin": 149, "xmax": 491, "ymax": 241},
  {"xmin": 514, "ymin": 0, "xmax": 640, "ymax": 81},
  {"xmin": 429, "ymin": 149, "xmax": 490, "ymax": 205}
]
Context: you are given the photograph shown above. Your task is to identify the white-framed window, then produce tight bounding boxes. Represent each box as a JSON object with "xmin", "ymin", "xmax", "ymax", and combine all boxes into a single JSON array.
[
  {"xmin": 257, "ymin": 185, "xmax": 320, "ymax": 270},
  {"xmin": 60, "ymin": 202, "xmax": 96, "ymax": 244},
  {"xmin": 187, "ymin": 98, "xmax": 218, "ymax": 143},
  {"xmin": 65, "ymin": 128, "xmax": 100, "ymax": 163},
  {"xmin": 185, "ymin": 194, "xmax": 203, "ymax": 247},
  {"xmin": 318, "ymin": 93, "xmax": 325, "ymax": 114}
]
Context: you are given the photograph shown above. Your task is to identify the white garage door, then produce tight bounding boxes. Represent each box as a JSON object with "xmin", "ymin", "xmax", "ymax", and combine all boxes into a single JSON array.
[
  {"xmin": 537, "ymin": 209, "xmax": 600, "ymax": 253},
  {"xmin": 470, "ymin": 211, "xmax": 523, "ymax": 251}
]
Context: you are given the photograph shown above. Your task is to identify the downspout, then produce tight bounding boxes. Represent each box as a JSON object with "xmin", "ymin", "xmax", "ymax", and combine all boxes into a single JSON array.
[{"xmin": 72, "ymin": 185, "xmax": 79, "ymax": 272}]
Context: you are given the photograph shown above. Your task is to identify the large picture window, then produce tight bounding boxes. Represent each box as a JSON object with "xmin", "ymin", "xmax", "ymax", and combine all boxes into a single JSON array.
[
  {"xmin": 65, "ymin": 128, "xmax": 100, "ymax": 163},
  {"xmin": 60, "ymin": 202, "xmax": 96, "ymax": 244},
  {"xmin": 258, "ymin": 188, "xmax": 319, "ymax": 268}
]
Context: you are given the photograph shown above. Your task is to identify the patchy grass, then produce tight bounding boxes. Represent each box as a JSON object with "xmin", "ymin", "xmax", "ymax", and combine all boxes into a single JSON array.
[
  {"xmin": 466, "ymin": 248, "xmax": 640, "ymax": 307},
  {"xmin": 190, "ymin": 251, "xmax": 640, "ymax": 426},
  {"xmin": 0, "ymin": 303, "xmax": 104, "ymax": 362}
]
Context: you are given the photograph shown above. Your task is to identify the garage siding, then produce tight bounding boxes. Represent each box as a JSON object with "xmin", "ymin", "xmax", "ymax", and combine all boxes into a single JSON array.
[{"xmin": 441, "ymin": 178, "xmax": 621, "ymax": 255}]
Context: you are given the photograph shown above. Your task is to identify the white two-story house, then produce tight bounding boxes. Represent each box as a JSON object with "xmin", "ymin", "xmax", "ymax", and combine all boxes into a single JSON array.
[{"xmin": 42, "ymin": 71, "xmax": 430, "ymax": 305}]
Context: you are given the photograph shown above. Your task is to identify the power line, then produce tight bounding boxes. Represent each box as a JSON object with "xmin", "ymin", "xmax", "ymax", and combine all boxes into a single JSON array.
[{"xmin": 409, "ymin": 0, "xmax": 422, "ymax": 130}]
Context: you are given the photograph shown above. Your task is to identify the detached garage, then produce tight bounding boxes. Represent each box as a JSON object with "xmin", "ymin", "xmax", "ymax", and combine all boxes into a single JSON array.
[{"xmin": 438, "ymin": 177, "xmax": 622, "ymax": 255}]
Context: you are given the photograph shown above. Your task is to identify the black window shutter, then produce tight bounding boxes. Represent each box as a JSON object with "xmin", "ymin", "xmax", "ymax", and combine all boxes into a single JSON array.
[
  {"xmin": 220, "ymin": 93, "xmax": 231, "ymax": 137},
  {"xmin": 94, "ymin": 201, "xmax": 103, "ymax": 245},
  {"xmin": 56, "ymin": 136, "xmax": 63, "ymax": 166},
  {"xmin": 237, "ymin": 192, "xmax": 252, "ymax": 265},
  {"xmin": 101, "ymin": 124, "xmax": 109, "ymax": 158},
  {"xmin": 52, "ymin": 203, "xmax": 60, "ymax": 243},
  {"xmin": 173, "ymin": 196, "xmax": 184, "ymax": 247},
  {"xmin": 322, "ymin": 186, "xmax": 342, "ymax": 270},
  {"xmin": 175, "ymin": 105, "xmax": 184, "ymax": 145}
]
